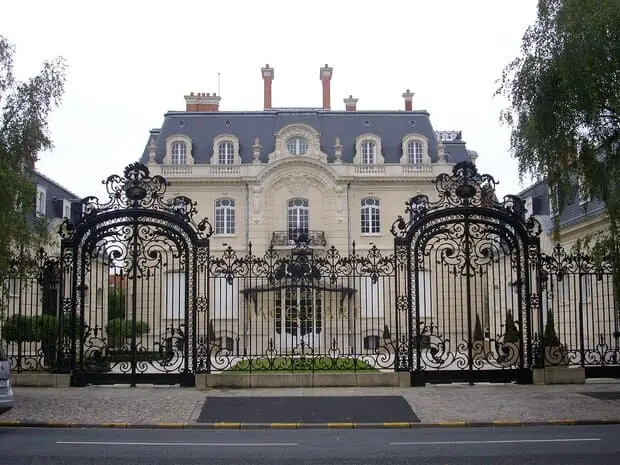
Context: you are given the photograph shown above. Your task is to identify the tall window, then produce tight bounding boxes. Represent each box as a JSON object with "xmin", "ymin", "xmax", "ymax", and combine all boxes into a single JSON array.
[
  {"xmin": 36, "ymin": 185, "xmax": 46, "ymax": 216},
  {"xmin": 215, "ymin": 199, "xmax": 235, "ymax": 235},
  {"xmin": 288, "ymin": 198, "xmax": 309, "ymax": 240},
  {"xmin": 171, "ymin": 142, "xmax": 187, "ymax": 165},
  {"xmin": 361, "ymin": 140, "xmax": 376, "ymax": 164},
  {"xmin": 218, "ymin": 141, "xmax": 234, "ymax": 164},
  {"xmin": 407, "ymin": 140, "xmax": 423, "ymax": 165},
  {"xmin": 361, "ymin": 198, "xmax": 380, "ymax": 234},
  {"xmin": 286, "ymin": 137, "xmax": 308, "ymax": 155}
]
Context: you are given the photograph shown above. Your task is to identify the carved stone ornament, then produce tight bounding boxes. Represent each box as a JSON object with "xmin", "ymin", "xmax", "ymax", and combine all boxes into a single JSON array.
[
  {"xmin": 286, "ymin": 174, "xmax": 309, "ymax": 196},
  {"xmin": 268, "ymin": 124, "xmax": 327, "ymax": 163}
]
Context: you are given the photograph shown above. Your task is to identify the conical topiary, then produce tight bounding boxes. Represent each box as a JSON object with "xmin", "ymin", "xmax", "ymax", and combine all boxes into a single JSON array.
[
  {"xmin": 383, "ymin": 324, "xmax": 392, "ymax": 341},
  {"xmin": 543, "ymin": 310, "xmax": 561, "ymax": 347},
  {"xmin": 503, "ymin": 310, "xmax": 520, "ymax": 343},
  {"xmin": 473, "ymin": 314, "xmax": 484, "ymax": 341}
]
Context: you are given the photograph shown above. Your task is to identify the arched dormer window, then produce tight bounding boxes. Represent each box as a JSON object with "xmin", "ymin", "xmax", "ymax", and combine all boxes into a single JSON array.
[
  {"xmin": 400, "ymin": 134, "xmax": 431, "ymax": 165},
  {"xmin": 270, "ymin": 124, "xmax": 326, "ymax": 163},
  {"xmin": 164, "ymin": 135, "xmax": 194, "ymax": 165},
  {"xmin": 354, "ymin": 134, "xmax": 384, "ymax": 164},
  {"xmin": 211, "ymin": 134, "xmax": 241, "ymax": 165}
]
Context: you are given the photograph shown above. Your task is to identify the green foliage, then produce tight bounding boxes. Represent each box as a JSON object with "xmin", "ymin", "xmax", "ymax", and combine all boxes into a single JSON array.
[
  {"xmin": 382, "ymin": 324, "xmax": 392, "ymax": 341},
  {"xmin": 473, "ymin": 314, "xmax": 484, "ymax": 342},
  {"xmin": 0, "ymin": 36, "xmax": 67, "ymax": 276},
  {"xmin": 543, "ymin": 310, "xmax": 561, "ymax": 346},
  {"xmin": 503, "ymin": 310, "xmax": 520, "ymax": 343},
  {"xmin": 497, "ymin": 0, "xmax": 620, "ymax": 313},
  {"xmin": 207, "ymin": 319, "xmax": 215, "ymax": 342},
  {"xmin": 107, "ymin": 288, "xmax": 126, "ymax": 321},
  {"xmin": 105, "ymin": 318, "xmax": 150, "ymax": 348},
  {"xmin": 2, "ymin": 314, "xmax": 57, "ymax": 343}
]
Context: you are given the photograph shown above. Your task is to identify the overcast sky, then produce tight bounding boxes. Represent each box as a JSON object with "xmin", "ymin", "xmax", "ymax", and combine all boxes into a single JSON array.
[{"xmin": 2, "ymin": 0, "xmax": 538, "ymax": 202}]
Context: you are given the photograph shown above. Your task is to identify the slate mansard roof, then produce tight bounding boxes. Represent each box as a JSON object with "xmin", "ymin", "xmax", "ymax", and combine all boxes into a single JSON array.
[{"xmin": 139, "ymin": 109, "xmax": 472, "ymax": 165}]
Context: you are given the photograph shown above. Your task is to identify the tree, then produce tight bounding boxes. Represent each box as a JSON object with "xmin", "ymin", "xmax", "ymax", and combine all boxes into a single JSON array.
[
  {"xmin": 107, "ymin": 288, "xmax": 126, "ymax": 320},
  {"xmin": 497, "ymin": 1, "xmax": 620, "ymax": 314},
  {"xmin": 0, "ymin": 36, "xmax": 66, "ymax": 277},
  {"xmin": 543, "ymin": 310, "xmax": 561, "ymax": 347},
  {"xmin": 473, "ymin": 314, "xmax": 484, "ymax": 342},
  {"xmin": 503, "ymin": 310, "xmax": 520, "ymax": 344}
]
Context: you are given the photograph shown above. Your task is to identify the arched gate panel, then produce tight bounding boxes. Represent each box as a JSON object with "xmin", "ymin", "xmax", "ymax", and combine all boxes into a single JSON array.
[
  {"xmin": 58, "ymin": 163, "xmax": 212, "ymax": 386},
  {"xmin": 392, "ymin": 162, "xmax": 542, "ymax": 385}
]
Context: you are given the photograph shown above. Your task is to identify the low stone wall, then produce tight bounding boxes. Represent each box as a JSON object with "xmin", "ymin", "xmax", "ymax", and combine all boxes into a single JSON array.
[
  {"xmin": 12, "ymin": 373, "xmax": 71, "ymax": 387},
  {"xmin": 196, "ymin": 371, "xmax": 410, "ymax": 389},
  {"xmin": 532, "ymin": 366, "xmax": 585, "ymax": 385}
]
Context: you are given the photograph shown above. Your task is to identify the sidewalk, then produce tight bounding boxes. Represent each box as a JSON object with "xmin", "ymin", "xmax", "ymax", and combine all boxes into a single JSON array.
[{"xmin": 1, "ymin": 380, "xmax": 620, "ymax": 428}]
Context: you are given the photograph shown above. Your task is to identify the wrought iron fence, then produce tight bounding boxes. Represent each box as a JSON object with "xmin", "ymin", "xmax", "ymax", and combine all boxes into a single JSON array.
[{"xmin": 202, "ymin": 242, "xmax": 401, "ymax": 373}]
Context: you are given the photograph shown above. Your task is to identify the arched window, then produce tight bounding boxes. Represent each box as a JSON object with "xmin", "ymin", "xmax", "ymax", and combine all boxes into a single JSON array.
[
  {"xmin": 361, "ymin": 141, "xmax": 376, "ymax": 164},
  {"xmin": 286, "ymin": 137, "xmax": 309, "ymax": 156},
  {"xmin": 361, "ymin": 198, "xmax": 380, "ymax": 234},
  {"xmin": 287, "ymin": 198, "xmax": 309, "ymax": 241},
  {"xmin": 407, "ymin": 140, "xmax": 423, "ymax": 165},
  {"xmin": 171, "ymin": 142, "xmax": 187, "ymax": 165},
  {"xmin": 218, "ymin": 141, "xmax": 234, "ymax": 165},
  {"xmin": 215, "ymin": 199, "xmax": 235, "ymax": 235}
]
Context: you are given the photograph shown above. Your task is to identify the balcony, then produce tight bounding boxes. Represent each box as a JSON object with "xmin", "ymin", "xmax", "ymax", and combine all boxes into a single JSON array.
[{"xmin": 271, "ymin": 229, "xmax": 327, "ymax": 248}]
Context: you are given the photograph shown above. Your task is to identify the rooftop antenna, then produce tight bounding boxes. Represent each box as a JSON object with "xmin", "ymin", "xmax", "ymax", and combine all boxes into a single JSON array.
[{"xmin": 217, "ymin": 73, "xmax": 221, "ymax": 96}]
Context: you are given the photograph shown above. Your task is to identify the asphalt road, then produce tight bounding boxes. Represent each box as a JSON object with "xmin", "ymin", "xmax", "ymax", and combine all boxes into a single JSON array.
[{"xmin": 0, "ymin": 425, "xmax": 618, "ymax": 464}]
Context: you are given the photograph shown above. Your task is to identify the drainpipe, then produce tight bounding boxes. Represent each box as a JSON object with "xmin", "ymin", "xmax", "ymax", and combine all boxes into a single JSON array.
[
  {"xmin": 346, "ymin": 183, "xmax": 351, "ymax": 254},
  {"xmin": 244, "ymin": 182, "xmax": 250, "ymax": 254}
]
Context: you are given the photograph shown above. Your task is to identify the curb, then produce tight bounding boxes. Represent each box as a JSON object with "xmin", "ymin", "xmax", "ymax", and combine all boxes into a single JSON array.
[{"xmin": 1, "ymin": 419, "xmax": 619, "ymax": 429}]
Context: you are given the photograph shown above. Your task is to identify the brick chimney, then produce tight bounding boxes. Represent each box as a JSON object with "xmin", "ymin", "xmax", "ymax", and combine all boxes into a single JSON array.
[
  {"xmin": 344, "ymin": 95, "xmax": 358, "ymax": 112},
  {"xmin": 402, "ymin": 89, "xmax": 415, "ymax": 111},
  {"xmin": 320, "ymin": 64, "xmax": 333, "ymax": 110},
  {"xmin": 261, "ymin": 64, "xmax": 274, "ymax": 110},
  {"xmin": 184, "ymin": 92, "xmax": 221, "ymax": 112}
]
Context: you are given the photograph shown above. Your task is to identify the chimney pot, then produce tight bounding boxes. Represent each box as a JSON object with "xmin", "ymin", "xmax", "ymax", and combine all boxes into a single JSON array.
[
  {"xmin": 344, "ymin": 95, "xmax": 358, "ymax": 112},
  {"xmin": 261, "ymin": 64, "xmax": 274, "ymax": 109},
  {"xmin": 402, "ymin": 89, "xmax": 415, "ymax": 111},
  {"xmin": 320, "ymin": 64, "xmax": 333, "ymax": 110}
]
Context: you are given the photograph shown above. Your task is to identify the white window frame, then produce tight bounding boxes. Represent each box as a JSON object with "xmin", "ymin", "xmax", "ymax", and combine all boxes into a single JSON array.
[
  {"xmin": 211, "ymin": 134, "xmax": 241, "ymax": 165},
  {"xmin": 218, "ymin": 141, "xmax": 235, "ymax": 165},
  {"xmin": 163, "ymin": 134, "xmax": 194, "ymax": 165},
  {"xmin": 400, "ymin": 134, "xmax": 431, "ymax": 164},
  {"xmin": 354, "ymin": 134, "xmax": 384, "ymax": 164},
  {"xmin": 215, "ymin": 198, "xmax": 236, "ymax": 235},
  {"xmin": 36, "ymin": 185, "xmax": 47, "ymax": 216},
  {"xmin": 62, "ymin": 199, "xmax": 72, "ymax": 219},
  {"xmin": 287, "ymin": 198, "xmax": 309, "ymax": 240},
  {"xmin": 286, "ymin": 137, "xmax": 309, "ymax": 156},
  {"xmin": 361, "ymin": 197, "xmax": 380, "ymax": 235}
]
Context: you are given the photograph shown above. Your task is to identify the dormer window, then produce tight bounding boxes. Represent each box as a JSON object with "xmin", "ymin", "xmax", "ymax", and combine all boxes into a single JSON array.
[
  {"xmin": 354, "ymin": 134, "xmax": 384, "ymax": 165},
  {"xmin": 287, "ymin": 137, "xmax": 308, "ymax": 156},
  {"xmin": 361, "ymin": 141, "xmax": 377, "ymax": 164},
  {"xmin": 210, "ymin": 134, "xmax": 241, "ymax": 165},
  {"xmin": 218, "ymin": 141, "xmax": 234, "ymax": 164},
  {"xmin": 400, "ymin": 134, "xmax": 431, "ymax": 165},
  {"xmin": 171, "ymin": 142, "xmax": 187, "ymax": 165},
  {"xmin": 407, "ymin": 141, "xmax": 423, "ymax": 165}
]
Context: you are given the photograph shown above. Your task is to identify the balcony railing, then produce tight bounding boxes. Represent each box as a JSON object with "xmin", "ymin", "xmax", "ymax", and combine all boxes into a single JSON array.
[{"xmin": 271, "ymin": 229, "xmax": 327, "ymax": 248}]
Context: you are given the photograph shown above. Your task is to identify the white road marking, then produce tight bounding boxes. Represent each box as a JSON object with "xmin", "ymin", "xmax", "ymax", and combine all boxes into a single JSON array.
[
  {"xmin": 391, "ymin": 438, "xmax": 601, "ymax": 445},
  {"xmin": 57, "ymin": 441, "xmax": 298, "ymax": 447}
]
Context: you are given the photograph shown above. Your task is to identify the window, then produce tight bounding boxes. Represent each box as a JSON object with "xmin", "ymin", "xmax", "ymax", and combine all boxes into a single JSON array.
[
  {"xmin": 361, "ymin": 141, "xmax": 376, "ymax": 164},
  {"xmin": 287, "ymin": 198, "xmax": 309, "ymax": 240},
  {"xmin": 407, "ymin": 141, "xmax": 423, "ymax": 165},
  {"xmin": 36, "ymin": 185, "xmax": 46, "ymax": 216},
  {"xmin": 166, "ymin": 272, "xmax": 186, "ymax": 319},
  {"xmin": 275, "ymin": 288, "xmax": 322, "ymax": 335},
  {"xmin": 215, "ymin": 199, "xmax": 235, "ymax": 235},
  {"xmin": 218, "ymin": 141, "xmax": 234, "ymax": 165},
  {"xmin": 62, "ymin": 199, "xmax": 72, "ymax": 219},
  {"xmin": 286, "ymin": 137, "xmax": 308, "ymax": 156},
  {"xmin": 361, "ymin": 198, "xmax": 380, "ymax": 234},
  {"xmin": 171, "ymin": 142, "xmax": 187, "ymax": 165}
]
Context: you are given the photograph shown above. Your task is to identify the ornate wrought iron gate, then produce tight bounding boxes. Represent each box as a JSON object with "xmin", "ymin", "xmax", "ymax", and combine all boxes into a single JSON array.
[
  {"xmin": 59, "ymin": 164, "xmax": 211, "ymax": 386},
  {"xmin": 392, "ymin": 162, "xmax": 542, "ymax": 384}
]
